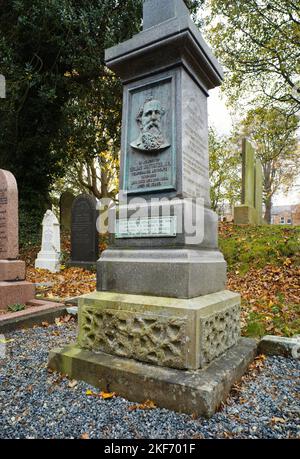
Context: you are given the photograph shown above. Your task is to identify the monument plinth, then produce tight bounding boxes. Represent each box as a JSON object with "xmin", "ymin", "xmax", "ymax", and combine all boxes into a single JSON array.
[{"xmin": 49, "ymin": 0, "xmax": 256, "ymax": 417}]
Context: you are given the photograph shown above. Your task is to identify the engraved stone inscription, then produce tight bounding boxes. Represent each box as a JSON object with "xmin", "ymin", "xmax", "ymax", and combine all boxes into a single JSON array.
[
  {"xmin": 182, "ymin": 73, "xmax": 210, "ymax": 203},
  {"xmin": 124, "ymin": 77, "xmax": 176, "ymax": 194},
  {"xmin": 0, "ymin": 187, "xmax": 7, "ymax": 255},
  {"xmin": 116, "ymin": 216, "xmax": 177, "ymax": 238}
]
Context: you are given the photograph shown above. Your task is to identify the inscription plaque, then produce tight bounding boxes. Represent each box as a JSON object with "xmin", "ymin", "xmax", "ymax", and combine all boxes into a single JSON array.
[
  {"xmin": 116, "ymin": 216, "xmax": 177, "ymax": 239},
  {"xmin": 124, "ymin": 77, "xmax": 176, "ymax": 194}
]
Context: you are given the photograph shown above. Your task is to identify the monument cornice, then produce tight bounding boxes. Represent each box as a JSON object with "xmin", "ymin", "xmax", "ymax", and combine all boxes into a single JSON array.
[{"xmin": 105, "ymin": 16, "xmax": 223, "ymax": 90}]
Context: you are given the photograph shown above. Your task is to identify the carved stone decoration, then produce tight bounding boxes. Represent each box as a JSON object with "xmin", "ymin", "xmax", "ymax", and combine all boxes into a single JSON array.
[
  {"xmin": 78, "ymin": 307, "xmax": 189, "ymax": 369},
  {"xmin": 131, "ymin": 97, "xmax": 170, "ymax": 152},
  {"xmin": 77, "ymin": 291, "xmax": 241, "ymax": 371},
  {"xmin": 199, "ymin": 304, "xmax": 241, "ymax": 367}
]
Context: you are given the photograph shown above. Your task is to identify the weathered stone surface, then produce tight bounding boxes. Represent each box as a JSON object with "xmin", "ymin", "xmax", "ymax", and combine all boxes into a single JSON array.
[
  {"xmin": 78, "ymin": 290, "xmax": 240, "ymax": 370},
  {"xmin": 0, "ymin": 260, "xmax": 25, "ymax": 281},
  {"xmin": 69, "ymin": 194, "xmax": 99, "ymax": 268},
  {"xmin": 234, "ymin": 139, "xmax": 263, "ymax": 225},
  {"xmin": 242, "ymin": 138, "xmax": 256, "ymax": 208},
  {"xmin": 48, "ymin": 338, "xmax": 257, "ymax": 418},
  {"xmin": 35, "ymin": 210, "xmax": 61, "ymax": 273},
  {"xmin": 98, "ymin": 249, "xmax": 227, "ymax": 299},
  {"xmin": 0, "ymin": 169, "xmax": 18, "ymax": 260},
  {"xmin": 234, "ymin": 205, "xmax": 258, "ymax": 225},
  {"xmin": 105, "ymin": 2, "xmax": 223, "ymax": 90},
  {"xmin": 258, "ymin": 335, "xmax": 300, "ymax": 359},
  {"xmin": 60, "ymin": 191, "xmax": 75, "ymax": 232},
  {"xmin": 143, "ymin": 0, "xmax": 189, "ymax": 30},
  {"xmin": 255, "ymin": 158, "xmax": 263, "ymax": 224},
  {"xmin": 0, "ymin": 281, "xmax": 35, "ymax": 310}
]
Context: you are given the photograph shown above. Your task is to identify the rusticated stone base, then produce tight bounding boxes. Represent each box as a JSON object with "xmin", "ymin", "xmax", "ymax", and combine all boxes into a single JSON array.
[
  {"xmin": 0, "ymin": 281, "xmax": 35, "ymax": 310},
  {"xmin": 48, "ymin": 338, "xmax": 257, "ymax": 418},
  {"xmin": 77, "ymin": 290, "xmax": 241, "ymax": 370}
]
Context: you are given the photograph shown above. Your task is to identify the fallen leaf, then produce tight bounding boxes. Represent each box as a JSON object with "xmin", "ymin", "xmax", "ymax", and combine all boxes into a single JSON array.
[
  {"xmin": 86, "ymin": 389, "xmax": 98, "ymax": 397},
  {"xmin": 55, "ymin": 318, "xmax": 63, "ymax": 326},
  {"xmin": 80, "ymin": 433, "xmax": 89, "ymax": 440},
  {"xmin": 68, "ymin": 380, "xmax": 78, "ymax": 389},
  {"xmin": 271, "ymin": 417, "xmax": 286, "ymax": 424},
  {"xmin": 0, "ymin": 338, "xmax": 14, "ymax": 344},
  {"xmin": 129, "ymin": 400, "xmax": 157, "ymax": 411},
  {"xmin": 100, "ymin": 391, "xmax": 116, "ymax": 399}
]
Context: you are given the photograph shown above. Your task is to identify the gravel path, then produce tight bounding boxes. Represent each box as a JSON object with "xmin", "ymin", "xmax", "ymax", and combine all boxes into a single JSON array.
[{"xmin": 0, "ymin": 321, "xmax": 299, "ymax": 439}]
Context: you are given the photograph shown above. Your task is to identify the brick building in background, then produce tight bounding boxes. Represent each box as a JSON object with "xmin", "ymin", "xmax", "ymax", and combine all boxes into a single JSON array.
[{"xmin": 271, "ymin": 204, "xmax": 300, "ymax": 226}]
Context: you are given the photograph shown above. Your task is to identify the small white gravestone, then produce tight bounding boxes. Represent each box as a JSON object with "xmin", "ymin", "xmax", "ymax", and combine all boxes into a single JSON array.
[{"xmin": 35, "ymin": 210, "xmax": 61, "ymax": 273}]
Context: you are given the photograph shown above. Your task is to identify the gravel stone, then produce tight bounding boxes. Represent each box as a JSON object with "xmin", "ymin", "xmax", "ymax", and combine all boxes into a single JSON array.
[{"xmin": 0, "ymin": 321, "xmax": 299, "ymax": 439}]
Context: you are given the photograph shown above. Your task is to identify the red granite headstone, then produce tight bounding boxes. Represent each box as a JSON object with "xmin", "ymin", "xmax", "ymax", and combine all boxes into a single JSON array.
[
  {"xmin": 0, "ymin": 169, "xmax": 18, "ymax": 259},
  {"xmin": 0, "ymin": 169, "xmax": 35, "ymax": 308}
]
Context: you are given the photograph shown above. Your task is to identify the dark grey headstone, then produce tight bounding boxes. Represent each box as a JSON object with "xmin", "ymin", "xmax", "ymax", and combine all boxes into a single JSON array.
[
  {"xmin": 60, "ymin": 191, "xmax": 75, "ymax": 231},
  {"xmin": 70, "ymin": 194, "xmax": 99, "ymax": 267},
  {"xmin": 143, "ymin": 0, "xmax": 189, "ymax": 30}
]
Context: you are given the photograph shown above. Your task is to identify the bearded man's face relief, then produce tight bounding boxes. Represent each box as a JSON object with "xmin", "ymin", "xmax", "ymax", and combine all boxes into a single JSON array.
[{"xmin": 131, "ymin": 98, "xmax": 170, "ymax": 152}]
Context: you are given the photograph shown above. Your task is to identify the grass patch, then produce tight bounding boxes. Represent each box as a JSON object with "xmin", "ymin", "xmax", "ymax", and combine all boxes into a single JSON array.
[
  {"xmin": 219, "ymin": 224, "xmax": 300, "ymax": 274},
  {"xmin": 8, "ymin": 304, "xmax": 26, "ymax": 313}
]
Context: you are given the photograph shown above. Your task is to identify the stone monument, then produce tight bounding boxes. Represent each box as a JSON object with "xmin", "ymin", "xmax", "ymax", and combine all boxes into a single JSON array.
[
  {"xmin": 59, "ymin": 190, "xmax": 75, "ymax": 232},
  {"xmin": 49, "ymin": 0, "xmax": 256, "ymax": 417},
  {"xmin": 68, "ymin": 194, "xmax": 99, "ymax": 269},
  {"xmin": 35, "ymin": 210, "xmax": 61, "ymax": 273},
  {"xmin": 0, "ymin": 169, "xmax": 35, "ymax": 309},
  {"xmin": 234, "ymin": 138, "xmax": 263, "ymax": 225}
]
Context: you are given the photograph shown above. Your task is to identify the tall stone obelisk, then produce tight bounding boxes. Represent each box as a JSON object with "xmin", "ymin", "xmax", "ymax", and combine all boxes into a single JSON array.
[{"xmin": 49, "ymin": 0, "xmax": 256, "ymax": 417}]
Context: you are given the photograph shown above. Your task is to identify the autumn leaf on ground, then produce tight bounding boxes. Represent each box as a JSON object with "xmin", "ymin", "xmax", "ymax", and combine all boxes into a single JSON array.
[
  {"xmin": 270, "ymin": 417, "xmax": 286, "ymax": 425},
  {"xmin": 55, "ymin": 318, "xmax": 64, "ymax": 327},
  {"xmin": 0, "ymin": 338, "xmax": 14, "ymax": 344},
  {"xmin": 100, "ymin": 391, "xmax": 116, "ymax": 399},
  {"xmin": 80, "ymin": 433, "xmax": 89, "ymax": 440},
  {"xmin": 86, "ymin": 389, "xmax": 116, "ymax": 399},
  {"xmin": 86, "ymin": 389, "xmax": 98, "ymax": 397},
  {"xmin": 68, "ymin": 380, "xmax": 78, "ymax": 389},
  {"xmin": 128, "ymin": 400, "xmax": 157, "ymax": 411}
]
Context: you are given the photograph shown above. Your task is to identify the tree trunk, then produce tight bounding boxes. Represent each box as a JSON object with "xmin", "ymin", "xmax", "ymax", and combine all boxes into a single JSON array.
[{"xmin": 264, "ymin": 197, "xmax": 272, "ymax": 224}]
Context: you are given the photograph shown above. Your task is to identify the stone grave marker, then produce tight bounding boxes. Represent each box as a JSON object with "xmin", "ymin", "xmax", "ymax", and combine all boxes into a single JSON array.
[
  {"xmin": 35, "ymin": 210, "xmax": 61, "ymax": 273},
  {"xmin": 59, "ymin": 190, "xmax": 75, "ymax": 232},
  {"xmin": 234, "ymin": 138, "xmax": 264, "ymax": 224},
  {"xmin": 0, "ymin": 169, "xmax": 35, "ymax": 309},
  {"xmin": 69, "ymin": 194, "xmax": 99, "ymax": 269}
]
